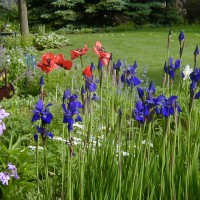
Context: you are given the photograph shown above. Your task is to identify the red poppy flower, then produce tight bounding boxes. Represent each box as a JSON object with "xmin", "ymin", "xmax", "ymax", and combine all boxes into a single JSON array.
[
  {"xmin": 56, "ymin": 54, "xmax": 65, "ymax": 66},
  {"xmin": 62, "ymin": 60, "xmax": 73, "ymax": 70},
  {"xmin": 37, "ymin": 52, "xmax": 59, "ymax": 74},
  {"xmin": 93, "ymin": 41, "xmax": 110, "ymax": 66},
  {"xmin": 70, "ymin": 44, "xmax": 89, "ymax": 60},
  {"xmin": 37, "ymin": 52, "xmax": 73, "ymax": 73},
  {"xmin": 83, "ymin": 66, "xmax": 92, "ymax": 78}
]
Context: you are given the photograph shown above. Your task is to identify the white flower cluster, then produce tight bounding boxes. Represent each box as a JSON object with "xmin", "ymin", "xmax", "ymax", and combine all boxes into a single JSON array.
[{"xmin": 5, "ymin": 55, "xmax": 25, "ymax": 68}]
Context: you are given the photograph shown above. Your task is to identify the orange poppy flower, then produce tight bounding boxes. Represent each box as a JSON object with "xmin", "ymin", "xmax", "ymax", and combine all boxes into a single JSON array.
[
  {"xmin": 37, "ymin": 52, "xmax": 59, "ymax": 74},
  {"xmin": 70, "ymin": 45, "xmax": 89, "ymax": 60},
  {"xmin": 93, "ymin": 41, "xmax": 110, "ymax": 66},
  {"xmin": 83, "ymin": 66, "xmax": 92, "ymax": 78}
]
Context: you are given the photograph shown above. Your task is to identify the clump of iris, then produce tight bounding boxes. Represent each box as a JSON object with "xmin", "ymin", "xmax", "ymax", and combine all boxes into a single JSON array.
[
  {"xmin": 121, "ymin": 61, "xmax": 141, "ymax": 87},
  {"xmin": 31, "ymin": 76, "xmax": 53, "ymax": 143},
  {"xmin": 133, "ymin": 81, "xmax": 181, "ymax": 124}
]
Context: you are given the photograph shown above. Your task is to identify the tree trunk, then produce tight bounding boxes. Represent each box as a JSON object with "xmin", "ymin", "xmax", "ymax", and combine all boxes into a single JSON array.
[{"xmin": 18, "ymin": 0, "xmax": 29, "ymax": 36}]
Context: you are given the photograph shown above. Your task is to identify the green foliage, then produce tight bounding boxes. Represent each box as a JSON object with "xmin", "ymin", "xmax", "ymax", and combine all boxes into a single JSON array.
[
  {"xmin": 27, "ymin": 0, "xmax": 183, "ymax": 30},
  {"xmin": 183, "ymin": 0, "xmax": 200, "ymax": 23},
  {"xmin": 33, "ymin": 32, "xmax": 70, "ymax": 50},
  {"xmin": 1, "ymin": 25, "xmax": 200, "ymax": 199}
]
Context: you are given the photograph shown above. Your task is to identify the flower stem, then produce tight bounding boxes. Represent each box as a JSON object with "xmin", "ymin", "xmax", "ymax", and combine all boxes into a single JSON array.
[
  {"xmin": 61, "ymin": 124, "xmax": 66, "ymax": 199},
  {"xmin": 43, "ymin": 140, "xmax": 49, "ymax": 199},
  {"xmin": 36, "ymin": 140, "xmax": 40, "ymax": 199}
]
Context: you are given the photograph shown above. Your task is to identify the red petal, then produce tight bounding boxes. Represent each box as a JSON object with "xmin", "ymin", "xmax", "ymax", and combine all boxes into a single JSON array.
[
  {"xmin": 62, "ymin": 60, "xmax": 73, "ymax": 70},
  {"xmin": 56, "ymin": 54, "xmax": 65, "ymax": 65},
  {"xmin": 83, "ymin": 66, "xmax": 92, "ymax": 78}
]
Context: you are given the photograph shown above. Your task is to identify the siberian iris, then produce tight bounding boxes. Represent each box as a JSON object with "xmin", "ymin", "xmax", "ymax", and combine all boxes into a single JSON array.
[
  {"xmin": 31, "ymin": 99, "xmax": 53, "ymax": 125},
  {"xmin": 62, "ymin": 89, "xmax": 83, "ymax": 132},
  {"xmin": 121, "ymin": 61, "xmax": 141, "ymax": 87},
  {"xmin": 164, "ymin": 57, "xmax": 180, "ymax": 80}
]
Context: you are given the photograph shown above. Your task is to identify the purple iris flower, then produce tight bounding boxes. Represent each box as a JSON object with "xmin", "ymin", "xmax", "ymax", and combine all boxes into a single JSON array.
[
  {"xmin": 194, "ymin": 45, "xmax": 199, "ymax": 55},
  {"xmin": 92, "ymin": 93, "xmax": 100, "ymax": 101},
  {"xmin": 40, "ymin": 76, "xmax": 44, "ymax": 86},
  {"xmin": 62, "ymin": 89, "xmax": 83, "ymax": 132},
  {"xmin": 31, "ymin": 99, "xmax": 53, "ymax": 125},
  {"xmin": 137, "ymin": 87, "xmax": 144, "ymax": 99},
  {"xmin": 190, "ymin": 68, "xmax": 200, "ymax": 82},
  {"xmin": 34, "ymin": 133, "xmax": 38, "ymax": 141},
  {"xmin": 194, "ymin": 91, "xmax": 200, "ymax": 99},
  {"xmin": 147, "ymin": 81, "xmax": 156, "ymax": 95},
  {"xmin": 81, "ymin": 85, "xmax": 86, "ymax": 95},
  {"xmin": 85, "ymin": 76, "xmax": 97, "ymax": 92},
  {"xmin": 36, "ymin": 125, "xmax": 53, "ymax": 138},
  {"xmin": 62, "ymin": 103, "xmax": 82, "ymax": 132},
  {"xmin": 178, "ymin": 31, "xmax": 184, "ymax": 42},
  {"xmin": 113, "ymin": 59, "xmax": 122, "ymax": 70},
  {"xmin": 90, "ymin": 62, "xmax": 95, "ymax": 70},
  {"xmin": 160, "ymin": 96, "xmax": 181, "ymax": 117},
  {"xmin": 63, "ymin": 88, "xmax": 71, "ymax": 101},
  {"xmin": 133, "ymin": 100, "xmax": 152, "ymax": 124},
  {"xmin": 164, "ymin": 57, "xmax": 180, "ymax": 80},
  {"xmin": 121, "ymin": 63, "xmax": 141, "ymax": 87},
  {"xmin": 98, "ymin": 59, "xmax": 103, "ymax": 69},
  {"xmin": 133, "ymin": 81, "xmax": 181, "ymax": 123},
  {"xmin": 128, "ymin": 61, "xmax": 137, "ymax": 76}
]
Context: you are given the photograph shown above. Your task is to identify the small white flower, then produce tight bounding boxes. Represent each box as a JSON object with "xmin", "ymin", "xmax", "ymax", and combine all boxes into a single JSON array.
[
  {"xmin": 52, "ymin": 136, "xmax": 66, "ymax": 142},
  {"xmin": 72, "ymin": 137, "xmax": 82, "ymax": 145},
  {"xmin": 73, "ymin": 122, "xmax": 84, "ymax": 129},
  {"xmin": 182, "ymin": 65, "xmax": 193, "ymax": 80},
  {"xmin": 142, "ymin": 140, "xmax": 153, "ymax": 148},
  {"xmin": 28, "ymin": 146, "xmax": 43, "ymax": 150},
  {"xmin": 122, "ymin": 151, "xmax": 129, "ymax": 157}
]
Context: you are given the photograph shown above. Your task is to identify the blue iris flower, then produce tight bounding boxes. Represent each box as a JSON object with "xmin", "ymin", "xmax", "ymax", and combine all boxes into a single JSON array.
[
  {"xmin": 194, "ymin": 91, "xmax": 200, "ymax": 99},
  {"xmin": 40, "ymin": 76, "xmax": 44, "ymax": 86},
  {"xmin": 137, "ymin": 87, "xmax": 144, "ymax": 99},
  {"xmin": 159, "ymin": 96, "xmax": 181, "ymax": 117},
  {"xmin": 190, "ymin": 68, "xmax": 200, "ymax": 82},
  {"xmin": 90, "ymin": 62, "xmax": 96, "ymax": 70},
  {"xmin": 194, "ymin": 45, "xmax": 199, "ymax": 55},
  {"xmin": 62, "ymin": 89, "xmax": 83, "ymax": 132},
  {"xmin": 34, "ymin": 133, "xmax": 38, "ymax": 141},
  {"xmin": 62, "ymin": 103, "xmax": 82, "ymax": 132},
  {"xmin": 31, "ymin": 99, "xmax": 53, "ymax": 125},
  {"xmin": 178, "ymin": 31, "xmax": 184, "ymax": 42},
  {"xmin": 98, "ymin": 60, "xmax": 103, "ymax": 69},
  {"xmin": 113, "ymin": 59, "xmax": 122, "ymax": 70},
  {"xmin": 85, "ymin": 76, "xmax": 97, "ymax": 92},
  {"xmin": 36, "ymin": 125, "xmax": 53, "ymax": 138},
  {"xmin": 121, "ymin": 62, "xmax": 141, "ymax": 87},
  {"xmin": 133, "ymin": 82, "xmax": 181, "ymax": 123},
  {"xmin": 164, "ymin": 57, "xmax": 180, "ymax": 80}
]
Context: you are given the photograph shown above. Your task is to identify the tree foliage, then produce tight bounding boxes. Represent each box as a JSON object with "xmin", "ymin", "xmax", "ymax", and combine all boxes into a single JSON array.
[
  {"xmin": 180, "ymin": 0, "xmax": 200, "ymax": 23},
  {"xmin": 1, "ymin": 0, "xmax": 186, "ymax": 31}
]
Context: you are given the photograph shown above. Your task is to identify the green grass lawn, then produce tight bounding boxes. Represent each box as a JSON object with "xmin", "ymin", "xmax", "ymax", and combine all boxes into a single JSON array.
[{"xmin": 42, "ymin": 25, "xmax": 200, "ymax": 86}]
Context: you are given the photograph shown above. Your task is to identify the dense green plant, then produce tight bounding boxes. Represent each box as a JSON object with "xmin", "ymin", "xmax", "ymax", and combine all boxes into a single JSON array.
[
  {"xmin": 1, "ymin": 26, "xmax": 200, "ymax": 199},
  {"xmin": 33, "ymin": 32, "xmax": 70, "ymax": 50}
]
